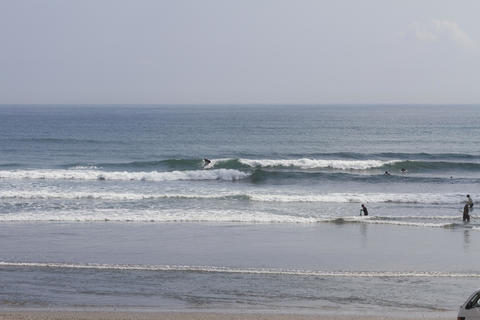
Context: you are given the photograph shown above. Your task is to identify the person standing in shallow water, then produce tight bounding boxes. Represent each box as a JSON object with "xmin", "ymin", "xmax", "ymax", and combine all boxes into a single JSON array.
[
  {"xmin": 360, "ymin": 204, "xmax": 369, "ymax": 216},
  {"xmin": 463, "ymin": 203, "xmax": 470, "ymax": 223}
]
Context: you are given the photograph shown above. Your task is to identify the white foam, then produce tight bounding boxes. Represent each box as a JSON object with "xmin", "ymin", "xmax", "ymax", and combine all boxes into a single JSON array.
[
  {"xmin": 0, "ymin": 261, "xmax": 478, "ymax": 278},
  {"xmin": 0, "ymin": 190, "xmax": 468, "ymax": 205},
  {"xmin": 0, "ymin": 190, "xmax": 241, "ymax": 201},
  {"xmin": 0, "ymin": 169, "xmax": 249, "ymax": 182},
  {"xmin": 0, "ymin": 208, "xmax": 318, "ymax": 223},
  {"xmin": 0, "ymin": 208, "xmax": 475, "ymax": 229},
  {"xmin": 69, "ymin": 165, "xmax": 99, "ymax": 170},
  {"xmin": 374, "ymin": 215, "xmax": 464, "ymax": 220},
  {"xmin": 358, "ymin": 218, "xmax": 457, "ymax": 228},
  {"xmin": 237, "ymin": 158, "xmax": 399, "ymax": 170},
  {"xmin": 250, "ymin": 192, "xmax": 465, "ymax": 204},
  {"xmin": 0, "ymin": 208, "xmax": 473, "ymax": 228}
]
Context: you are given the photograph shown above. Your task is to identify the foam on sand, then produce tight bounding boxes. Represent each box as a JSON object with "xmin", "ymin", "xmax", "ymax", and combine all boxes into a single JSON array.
[{"xmin": 1, "ymin": 261, "xmax": 479, "ymax": 278}]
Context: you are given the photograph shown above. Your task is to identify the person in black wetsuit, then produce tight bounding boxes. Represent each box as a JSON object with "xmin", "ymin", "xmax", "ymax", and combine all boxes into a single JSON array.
[
  {"xmin": 467, "ymin": 194, "xmax": 473, "ymax": 209},
  {"xmin": 360, "ymin": 204, "xmax": 369, "ymax": 216}
]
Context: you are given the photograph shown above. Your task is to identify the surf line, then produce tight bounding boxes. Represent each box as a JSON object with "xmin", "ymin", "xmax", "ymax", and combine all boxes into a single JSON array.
[{"xmin": 0, "ymin": 262, "xmax": 478, "ymax": 278}]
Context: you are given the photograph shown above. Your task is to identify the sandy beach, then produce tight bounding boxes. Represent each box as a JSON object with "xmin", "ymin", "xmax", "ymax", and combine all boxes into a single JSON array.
[{"xmin": 0, "ymin": 311, "xmax": 453, "ymax": 320}]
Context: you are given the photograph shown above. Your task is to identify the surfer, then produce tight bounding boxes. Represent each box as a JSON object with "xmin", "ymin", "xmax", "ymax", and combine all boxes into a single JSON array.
[
  {"xmin": 384, "ymin": 171, "xmax": 391, "ymax": 176},
  {"xmin": 463, "ymin": 203, "xmax": 470, "ymax": 223},
  {"xmin": 467, "ymin": 194, "xmax": 473, "ymax": 209},
  {"xmin": 400, "ymin": 168, "xmax": 407, "ymax": 174},
  {"xmin": 360, "ymin": 204, "xmax": 369, "ymax": 216},
  {"xmin": 203, "ymin": 158, "xmax": 211, "ymax": 167}
]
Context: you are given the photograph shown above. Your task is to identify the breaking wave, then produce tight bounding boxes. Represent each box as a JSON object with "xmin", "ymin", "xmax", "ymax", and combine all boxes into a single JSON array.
[
  {"xmin": 0, "ymin": 191, "xmax": 471, "ymax": 205},
  {"xmin": 62, "ymin": 152, "xmax": 480, "ymax": 171},
  {"xmin": 232, "ymin": 158, "xmax": 480, "ymax": 172},
  {"xmin": 31, "ymin": 157, "xmax": 480, "ymax": 186},
  {"xmin": 71, "ymin": 156, "xmax": 480, "ymax": 172},
  {"xmin": 249, "ymin": 192, "xmax": 467, "ymax": 204},
  {"xmin": 236, "ymin": 158, "xmax": 399, "ymax": 170},
  {"xmin": 0, "ymin": 208, "xmax": 476, "ymax": 229},
  {"xmin": 0, "ymin": 169, "xmax": 249, "ymax": 182}
]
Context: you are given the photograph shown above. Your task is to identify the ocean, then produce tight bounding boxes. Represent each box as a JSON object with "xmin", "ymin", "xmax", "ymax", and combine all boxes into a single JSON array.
[{"xmin": 0, "ymin": 104, "xmax": 479, "ymax": 316}]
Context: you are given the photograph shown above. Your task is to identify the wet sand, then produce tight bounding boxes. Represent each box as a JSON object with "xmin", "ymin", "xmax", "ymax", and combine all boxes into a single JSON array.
[{"xmin": 0, "ymin": 311, "xmax": 452, "ymax": 320}]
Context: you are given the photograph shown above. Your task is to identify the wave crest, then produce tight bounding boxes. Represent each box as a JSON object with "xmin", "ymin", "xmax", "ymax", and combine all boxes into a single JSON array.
[
  {"xmin": 0, "ymin": 208, "xmax": 476, "ymax": 229},
  {"xmin": 0, "ymin": 169, "xmax": 249, "ymax": 182},
  {"xmin": 0, "ymin": 191, "xmax": 471, "ymax": 205},
  {"xmin": 236, "ymin": 158, "xmax": 398, "ymax": 170},
  {"xmin": 61, "ymin": 157, "xmax": 480, "ymax": 173},
  {"xmin": 250, "ymin": 192, "xmax": 467, "ymax": 204}
]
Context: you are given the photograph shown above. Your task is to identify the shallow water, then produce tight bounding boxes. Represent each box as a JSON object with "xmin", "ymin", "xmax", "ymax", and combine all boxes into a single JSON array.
[{"xmin": 0, "ymin": 222, "xmax": 478, "ymax": 315}]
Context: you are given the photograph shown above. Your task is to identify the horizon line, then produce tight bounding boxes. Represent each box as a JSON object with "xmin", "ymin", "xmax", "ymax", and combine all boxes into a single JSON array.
[{"xmin": 1, "ymin": 103, "xmax": 480, "ymax": 107}]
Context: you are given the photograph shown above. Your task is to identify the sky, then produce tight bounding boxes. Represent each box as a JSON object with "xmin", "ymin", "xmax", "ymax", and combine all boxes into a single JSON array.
[{"xmin": 1, "ymin": 0, "xmax": 479, "ymax": 104}]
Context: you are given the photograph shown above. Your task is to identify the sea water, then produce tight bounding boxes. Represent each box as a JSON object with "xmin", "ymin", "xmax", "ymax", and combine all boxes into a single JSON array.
[{"xmin": 0, "ymin": 105, "xmax": 479, "ymax": 316}]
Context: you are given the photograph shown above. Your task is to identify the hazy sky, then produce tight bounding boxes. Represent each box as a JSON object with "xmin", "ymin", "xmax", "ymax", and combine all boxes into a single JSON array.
[{"xmin": 1, "ymin": 0, "xmax": 479, "ymax": 104}]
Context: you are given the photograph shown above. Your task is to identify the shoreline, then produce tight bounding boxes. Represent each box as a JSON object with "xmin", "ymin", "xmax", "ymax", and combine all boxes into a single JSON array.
[{"xmin": 0, "ymin": 311, "xmax": 455, "ymax": 320}]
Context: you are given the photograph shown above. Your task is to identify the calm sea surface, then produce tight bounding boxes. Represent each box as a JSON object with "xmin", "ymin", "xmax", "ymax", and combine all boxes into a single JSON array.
[{"xmin": 0, "ymin": 105, "xmax": 479, "ymax": 316}]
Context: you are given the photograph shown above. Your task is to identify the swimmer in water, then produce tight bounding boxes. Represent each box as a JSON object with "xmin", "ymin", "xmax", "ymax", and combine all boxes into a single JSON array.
[
  {"xmin": 360, "ymin": 204, "xmax": 369, "ymax": 216},
  {"xmin": 400, "ymin": 168, "xmax": 407, "ymax": 174}
]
